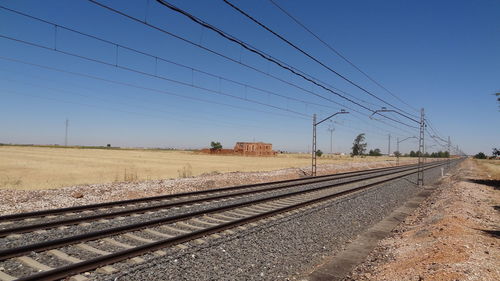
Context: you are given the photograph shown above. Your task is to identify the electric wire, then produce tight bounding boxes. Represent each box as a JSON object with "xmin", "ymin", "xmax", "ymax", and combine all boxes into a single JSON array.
[
  {"xmin": 0, "ymin": 4, "xmax": 340, "ymax": 117},
  {"xmin": 0, "ymin": 76, "xmax": 309, "ymax": 127},
  {"xmin": 0, "ymin": 3, "xmax": 458, "ymax": 153},
  {"xmin": 221, "ymin": 0, "xmax": 419, "ymax": 119},
  {"xmin": 81, "ymin": 1, "xmax": 373, "ymax": 110},
  {"xmin": 0, "ymin": 56, "xmax": 308, "ymax": 122},
  {"xmin": 0, "ymin": 2, "xmax": 430, "ymax": 144},
  {"xmin": 0, "ymin": 33, "xmax": 313, "ymax": 118},
  {"xmin": 88, "ymin": 0, "xmax": 417, "ymax": 129},
  {"xmin": 1, "ymin": 54, "xmax": 413, "ymax": 143},
  {"xmin": 1, "ymin": 3, "xmax": 418, "ymax": 135},
  {"xmin": 0, "ymin": 86, "xmax": 308, "ymax": 135},
  {"xmin": 267, "ymin": 0, "xmax": 420, "ymax": 114},
  {"xmin": 85, "ymin": 0, "xmax": 420, "ymax": 133}
]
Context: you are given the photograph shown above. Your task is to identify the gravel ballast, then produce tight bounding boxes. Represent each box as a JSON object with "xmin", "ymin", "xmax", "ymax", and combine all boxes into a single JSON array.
[
  {"xmin": 88, "ymin": 161, "xmax": 459, "ymax": 281},
  {"xmin": 0, "ymin": 166, "xmax": 423, "ymax": 249}
]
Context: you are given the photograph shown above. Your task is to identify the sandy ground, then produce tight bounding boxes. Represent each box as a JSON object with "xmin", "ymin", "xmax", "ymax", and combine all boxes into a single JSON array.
[
  {"xmin": 0, "ymin": 145, "xmax": 404, "ymax": 190},
  {"xmin": 345, "ymin": 159, "xmax": 500, "ymax": 281},
  {"xmin": 0, "ymin": 159, "xmax": 421, "ymax": 216}
]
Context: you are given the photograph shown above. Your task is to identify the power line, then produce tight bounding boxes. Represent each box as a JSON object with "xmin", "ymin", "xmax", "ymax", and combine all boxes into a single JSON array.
[
  {"xmin": 87, "ymin": 0, "xmax": 417, "ymax": 129},
  {"xmin": 1, "ymin": 56, "xmax": 412, "ymax": 144},
  {"xmin": 0, "ymin": 4, "xmax": 343, "ymax": 117},
  {"xmin": 1, "ymin": 4, "xmax": 384, "ymax": 122},
  {"xmin": 0, "ymin": 32, "xmax": 314, "ymax": 119},
  {"xmin": 221, "ymin": 0, "xmax": 419, "ymax": 120},
  {"xmin": 0, "ymin": 88, "xmax": 307, "ymax": 134},
  {"xmin": 3, "ymin": 3, "xmax": 427, "ymax": 143},
  {"xmin": 1, "ymin": 3, "xmax": 424, "ymax": 145},
  {"xmin": 81, "ymin": 1, "xmax": 376, "ymax": 111},
  {"xmin": 0, "ymin": 6, "xmax": 320, "ymax": 119},
  {"xmin": 154, "ymin": 0, "xmax": 417, "ymax": 126},
  {"xmin": 85, "ymin": 1, "xmax": 420, "ymax": 132},
  {"xmin": 267, "ymin": 0, "xmax": 420, "ymax": 114},
  {"xmin": 0, "ymin": 56, "xmax": 308, "ymax": 122}
]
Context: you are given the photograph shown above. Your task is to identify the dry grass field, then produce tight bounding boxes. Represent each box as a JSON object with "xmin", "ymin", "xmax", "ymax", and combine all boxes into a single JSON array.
[
  {"xmin": 474, "ymin": 159, "xmax": 500, "ymax": 179},
  {"xmin": 0, "ymin": 145, "xmax": 397, "ymax": 190}
]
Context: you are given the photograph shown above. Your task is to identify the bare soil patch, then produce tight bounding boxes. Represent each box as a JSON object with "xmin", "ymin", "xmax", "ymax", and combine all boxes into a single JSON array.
[{"xmin": 345, "ymin": 159, "xmax": 500, "ymax": 281}]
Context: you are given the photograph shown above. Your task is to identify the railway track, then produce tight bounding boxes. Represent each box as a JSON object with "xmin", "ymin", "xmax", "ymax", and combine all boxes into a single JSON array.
[
  {"xmin": 0, "ymin": 162, "xmax": 426, "ymax": 237},
  {"xmin": 0, "ymin": 160, "xmax": 454, "ymax": 281}
]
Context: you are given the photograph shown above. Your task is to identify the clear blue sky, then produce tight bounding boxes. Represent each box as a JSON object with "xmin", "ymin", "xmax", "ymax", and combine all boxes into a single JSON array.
[{"xmin": 0, "ymin": 0, "xmax": 498, "ymax": 155}]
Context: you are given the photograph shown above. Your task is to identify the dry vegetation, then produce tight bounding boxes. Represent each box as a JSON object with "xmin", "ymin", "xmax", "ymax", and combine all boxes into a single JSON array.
[
  {"xmin": 0, "ymin": 145, "xmax": 400, "ymax": 190},
  {"xmin": 474, "ymin": 159, "xmax": 500, "ymax": 179},
  {"xmin": 347, "ymin": 159, "xmax": 500, "ymax": 281}
]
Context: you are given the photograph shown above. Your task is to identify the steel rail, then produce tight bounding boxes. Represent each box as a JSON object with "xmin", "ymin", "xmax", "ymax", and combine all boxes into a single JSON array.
[
  {"xmin": 0, "ymin": 161, "xmax": 449, "ymax": 261},
  {"xmin": 11, "ymin": 160, "xmax": 456, "ymax": 281},
  {"xmin": 0, "ymin": 162, "xmax": 419, "ymax": 222},
  {"xmin": 0, "ymin": 162, "xmax": 433, "ymax": 237}
]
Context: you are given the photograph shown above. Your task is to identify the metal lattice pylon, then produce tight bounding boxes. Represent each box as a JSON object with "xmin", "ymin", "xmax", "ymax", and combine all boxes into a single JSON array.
[{"xmin": 417, "ymin": 108, "xmax": 425, "ymax": 186}]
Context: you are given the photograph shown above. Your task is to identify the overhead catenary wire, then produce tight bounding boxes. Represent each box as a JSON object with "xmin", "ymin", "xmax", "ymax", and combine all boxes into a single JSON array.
[
  {"xmin": 267, "ymin": 0, "xmax": 420, "ymax": 114},
  {"xmin": 0, "ymin": 75, "xmax": 309, "ymax": 125},
  {"xmin": 1, "ymin": 3, "xmax": 418, "ymax": 136},
  {"xmin": 0, "ymin": 55, "xmax": 309, "ymax": 123},
  {"xmin": 0, "ymin": 3, "xmax": 459, "ymax": 154},
  {"xmin": 221, "ymin": 0, "xmax": 419, "ymax": 120},
  {"xmin": 0, "ymin": 32, "xmax": 314, "ymax": 118},
  {"xmin": 80, "ymin": 1, "xmax": 376, "ymax": 110},
  {"xmin": 5, "ymin": 4, "xmax": 442, "ymax": 145},
  {"xmin": 3, "ymin": 54, "xmax": 415, "ymax": 146},
  {"xmin": 84, "ymin": 1, "xmax": 423, "ymax": 134},
  {"xmin": 152, "ymin": 0, "xmax": 418, "ymax": 128},
  {"xmin": 425, "ymin": 118, "xmax": 446, "ymax": 141},
  {"xmin": 1, "ymin": 88, "xmax": 307, "ymax": 135},
  {"xmin": 0, "ymin": 4, "xmax": 341, "ymax": 116},
  {"xmin": 0, "ymin": 6, "xmax": 317, "ymax": 118},
  {"xmin": 1, "ymin": 4, "xmax": 384, "ymax": 119},
  {"xmin": 87, "ymin": 0, "xmax": 417, "ymax": 129}
]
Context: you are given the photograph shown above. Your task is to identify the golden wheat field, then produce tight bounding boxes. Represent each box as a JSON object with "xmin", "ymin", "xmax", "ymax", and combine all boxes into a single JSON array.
[{"xmin": 0, "ymin": 145, "xmax": 396, "ymax": 190}]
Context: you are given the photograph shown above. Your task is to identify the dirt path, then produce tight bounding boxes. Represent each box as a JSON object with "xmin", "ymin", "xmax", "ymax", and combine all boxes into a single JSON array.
[{"xmin": 345, "ymin": 159, "xmax": 499, "ymax": 281}]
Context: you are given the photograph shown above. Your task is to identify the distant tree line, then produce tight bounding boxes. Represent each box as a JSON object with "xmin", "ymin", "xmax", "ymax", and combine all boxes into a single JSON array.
[
  {"xmin": 399, "ymin": 150, "xmax": 450, "ymax": 158},
  {"xmin": 474, "ymin": 148, "xmax": 500, "ymax": 159}
]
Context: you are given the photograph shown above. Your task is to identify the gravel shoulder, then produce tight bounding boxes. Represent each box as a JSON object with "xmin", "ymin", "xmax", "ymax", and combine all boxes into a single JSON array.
[
  {"xmin": 345, "ymin": 159, "xmax": 500, "ymax": 281},
  {"xmin": 89, "ymin": 162, "xmax": 450, "ymax": 281}
]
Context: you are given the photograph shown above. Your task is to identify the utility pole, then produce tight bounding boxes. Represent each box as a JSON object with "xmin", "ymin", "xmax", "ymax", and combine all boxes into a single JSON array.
[
  {"xmin": 327, "ymin": 125, "xmax": 335, "ymax": 154},
  {"xmin": 388, "ymin": 133, "xmax": 391, "ymax": 156},
  {"xmin": 64, "ymin": 118, "xmax": 69, "ymax": 146},
  {"xmin": 312, "ymin": 110, "xmax": 349, "ymax": 176},
  {"xmin": 312, "ymin": 114, "xmax": 317, "ymax": 177},
  {"xmin": 396, "ymin": 137, "xmax": 399, "ymax": 165},
  {"xmin": 417, "ymin": 108, "xmax": 425, "ymax": 186}
]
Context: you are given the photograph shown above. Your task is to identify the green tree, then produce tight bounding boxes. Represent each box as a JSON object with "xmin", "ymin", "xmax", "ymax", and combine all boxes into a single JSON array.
[
  {"xmin": 474, "ymin": 152, "xmax": 487, "ymax": 159},
  {"xmin": 492, "ymin": 148, "xmax": 500, "ymax": 157},
  {"xmin": 368, "ymin": 148, "xmax": 382, "ymax": 156},
  {"xmin": 394, "ymin": 151, "xmax": 402, "ymax": 157},
  {"xmin": 351, "ymin": 133, "xmax": 367, "ymax": 157},
  {"xmin": 210, "ymin": 141, "xmax": 222, "ymax": 150},
  {"xmin": 315, "ymin": 149, "xmax": 323, "ymax": 157},
  {"xmin": 409, "ymin": 150, "xmax": 417, "ymax": 157}
]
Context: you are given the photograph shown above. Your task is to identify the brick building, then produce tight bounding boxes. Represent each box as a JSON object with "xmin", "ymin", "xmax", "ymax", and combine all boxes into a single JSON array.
[{"xmin": 233, "ymin": 142, "xmax": 275, "ymax": 156}]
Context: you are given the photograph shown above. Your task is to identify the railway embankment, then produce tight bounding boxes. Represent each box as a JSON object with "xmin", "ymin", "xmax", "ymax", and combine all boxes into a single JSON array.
[{"xmin": 344, "ymin": 159, "xmax": 499, "ymax": 281}]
